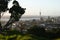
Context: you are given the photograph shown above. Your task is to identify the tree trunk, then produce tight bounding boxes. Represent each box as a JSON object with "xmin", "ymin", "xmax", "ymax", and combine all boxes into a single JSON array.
[
  {"xmin": 0, "ymin": 12, "xmax": 2, "ymax": 32},
  {"xmin": 0, "ymin": 12, "xmax": 1, "ymax": 27}
]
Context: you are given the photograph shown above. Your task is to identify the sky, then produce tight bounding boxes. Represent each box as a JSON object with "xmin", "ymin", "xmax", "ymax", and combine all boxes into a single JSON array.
[{"xmin": 4, "ymin": 0, "xmax": 60, "ymax": 16}]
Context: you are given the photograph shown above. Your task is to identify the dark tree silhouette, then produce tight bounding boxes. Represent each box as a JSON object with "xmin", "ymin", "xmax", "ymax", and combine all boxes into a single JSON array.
[
  {"xmin": 4, "ymin": 0, "xmax": 26, "ymax": 30},
  {"xmin": 0, "ymin": 0, "xmax": 11, "ymax": 31}
]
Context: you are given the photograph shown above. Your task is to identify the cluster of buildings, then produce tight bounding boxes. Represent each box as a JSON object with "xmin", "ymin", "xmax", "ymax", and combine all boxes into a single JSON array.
[
  {"xmin": 1, "ymin": 12, "xmax": 60, "ymax": 33},
  {"xmin": 10, "ymin": 16, "xmax": 60, "ymax": 33}
]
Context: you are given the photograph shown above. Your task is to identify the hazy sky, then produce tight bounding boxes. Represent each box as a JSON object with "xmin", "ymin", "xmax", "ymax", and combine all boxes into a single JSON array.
[{"xmin": 5, "ymin": 0, "xmax": 60, "ymax": 16}]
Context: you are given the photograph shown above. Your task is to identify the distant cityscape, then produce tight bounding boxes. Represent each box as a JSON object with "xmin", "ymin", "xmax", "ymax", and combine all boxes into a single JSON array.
[
  {"xmin": 1, "ymin": 15, "xmax": 60, "ymax": 33},
  {"xmin": 1, "ymin": 15, "xmax": 60, "ymax": 21}
]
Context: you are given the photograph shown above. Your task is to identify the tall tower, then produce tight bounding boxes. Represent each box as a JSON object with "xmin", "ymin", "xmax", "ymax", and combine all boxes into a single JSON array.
[{"xmin": 40, "ymin": 12, "xmax": 41, "ymax": 20}]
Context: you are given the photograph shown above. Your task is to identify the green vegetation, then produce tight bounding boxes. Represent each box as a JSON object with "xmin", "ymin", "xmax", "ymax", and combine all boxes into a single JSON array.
[
  {"xmin": 0, "ymin": 30, "xmax": 50, "ymax": 40},
  {"xmin": 0, "ymin": 26, "xmax": 60, "ymax": 40},
  {"xmin": 0, "ymin": 34, "xmax": 49, "ymax": 40},
  {"xmin": 0, "ymin": 29, "xmax": 60, "ymax": 40}
]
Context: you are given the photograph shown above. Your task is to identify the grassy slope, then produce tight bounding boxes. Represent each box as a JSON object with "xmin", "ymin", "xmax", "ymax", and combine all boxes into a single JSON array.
[
  {"xmin": 0, "ymin": 30, "xmax": 59, "ymax": 40},
  {"xmin": 0, "ymin": 34, "xmax": 50, "ymax": 40}
]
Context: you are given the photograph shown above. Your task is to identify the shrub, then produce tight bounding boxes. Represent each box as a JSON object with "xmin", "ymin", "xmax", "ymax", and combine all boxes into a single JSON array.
[{"xmin": 27, "ymin": 25, "xmax": 45, "ymax": 36}]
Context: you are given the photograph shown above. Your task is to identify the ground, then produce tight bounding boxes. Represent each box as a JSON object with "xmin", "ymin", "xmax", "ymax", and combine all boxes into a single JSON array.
[{"xmin": 0, "ymin": 30, "xmax": 60, "ymax": 40}]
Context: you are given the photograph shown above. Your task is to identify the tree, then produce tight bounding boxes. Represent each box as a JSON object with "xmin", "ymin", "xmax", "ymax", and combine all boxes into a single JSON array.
[
  {"xmin": 4, "ymin": 0, "xmax": 26, "ymax": 30},
  {"xmin": 0, "ymin": 0, "xmax": 11, "ymax": 31}
]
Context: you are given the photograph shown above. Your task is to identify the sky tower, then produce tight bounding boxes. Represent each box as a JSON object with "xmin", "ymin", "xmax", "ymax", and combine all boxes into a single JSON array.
[{"xmin": 40, "ymin": 12, "xmax": 41, "ymax": 20}]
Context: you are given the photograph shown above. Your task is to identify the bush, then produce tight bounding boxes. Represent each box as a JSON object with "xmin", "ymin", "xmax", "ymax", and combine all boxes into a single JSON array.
[{"xmin": 27, "ymin": 25, "xmax": 45, "ymax": 36}]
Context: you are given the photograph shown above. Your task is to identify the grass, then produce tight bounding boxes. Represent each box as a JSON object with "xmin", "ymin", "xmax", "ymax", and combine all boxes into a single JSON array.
[
  {"xmin": 0, "ymin": 30, "xmax": 60, "ymax": 40},
  {"xmin": 0, "ymin": 34, "xmax": 50, "ymax": 40}
]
